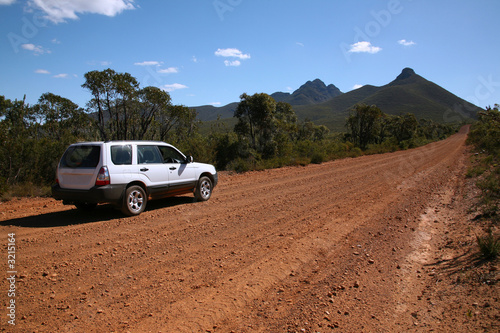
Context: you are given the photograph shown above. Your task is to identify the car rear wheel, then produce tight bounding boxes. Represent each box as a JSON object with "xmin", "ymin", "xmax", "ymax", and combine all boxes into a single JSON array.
[
  {"xmin": 195, "ymin": 176, "xmax": 212, "ymax": 201},
  {"xmin": 121, "ymin": 185, "xmax": 147, "ymax": 216}
]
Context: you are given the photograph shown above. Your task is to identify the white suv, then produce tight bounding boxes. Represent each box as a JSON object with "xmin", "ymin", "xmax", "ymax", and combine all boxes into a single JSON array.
[{"xmin": 52, "ymin": 141, "xmax": 218, "ymax": 216}]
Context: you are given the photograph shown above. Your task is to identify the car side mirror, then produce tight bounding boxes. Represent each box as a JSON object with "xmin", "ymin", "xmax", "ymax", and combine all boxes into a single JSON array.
[{"xmin": 186, "ymin": 155, "xmax": 193, "ymax": 163}]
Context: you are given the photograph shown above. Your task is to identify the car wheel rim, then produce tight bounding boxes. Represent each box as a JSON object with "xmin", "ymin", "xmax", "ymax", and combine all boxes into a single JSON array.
[
  {"xmin": 128, "ymin": 190, "xmax": 144, "ymax": 213},
  {"xmin": 200, "ymin": 180, "xmax": 211, "ymax": 199}
]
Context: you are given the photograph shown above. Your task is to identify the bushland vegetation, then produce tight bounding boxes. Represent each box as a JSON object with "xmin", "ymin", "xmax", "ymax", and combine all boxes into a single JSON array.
[
  {"xmin": 466, "ymin": 105, "xmax": 500, "ymax": 259},
  {"xmin": 467, "ymin": 105, "xmax": 500, "ymax": 221},
  {"xmin": 0, "ymin": 69, "xmax": 459, "ymax": 199}
]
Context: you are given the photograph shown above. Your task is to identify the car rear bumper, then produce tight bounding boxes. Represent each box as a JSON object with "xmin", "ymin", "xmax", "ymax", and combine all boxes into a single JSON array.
[{"xmin": 52, "ymin": 184, "xmax": 126, "ymax": 205}]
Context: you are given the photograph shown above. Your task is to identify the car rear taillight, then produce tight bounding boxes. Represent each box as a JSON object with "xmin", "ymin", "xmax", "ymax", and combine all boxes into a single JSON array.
[{"xmin": 95, "ymin": 166, "xmax": 110, "ymax": 186}]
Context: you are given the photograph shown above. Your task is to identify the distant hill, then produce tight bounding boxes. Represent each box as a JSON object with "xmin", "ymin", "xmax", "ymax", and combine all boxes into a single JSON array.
[
  {"xmin": 193, "ymin": 68, "xmax": 482, "ymax": 131},
  {"xmin": 293, "ymin": 68, "xmax": 481, "ymax": 131},
  {"xmin": 192, "ymin": 102, "xmax": 238, "ymax": 122},
  {"xmin": 193, "ymin": 79, "xmax": 342, "ymax": 122}
]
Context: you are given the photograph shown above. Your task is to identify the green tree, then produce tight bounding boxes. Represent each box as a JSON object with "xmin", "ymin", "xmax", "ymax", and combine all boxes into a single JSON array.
[
  {"xmin": 0, "ymin": 96, "xmax": 34, "ymax": 185},
  {"xmin": 468, "ymin": 105, "xmax": 500, "ymax": 156},
  {"xmin": 391, "ymin": 113, "xmax": 418, "ymax": 143},
  {"xmin": 234, "ymin": 93, "xmax": 276, "ymax": 153},
  {"xmin": 82, "ymin": 69, "xmax": 140, "ymax": 140},
  {"xmin": 31, "ymin": 93, "xmax": 93, "ymax": 140},
  {"xmin": 298, "ymin": 119, "xmax": 330, "ymax": 142},
  {"xmin": 82, "ymin": 69, "xmax": 198, "ymax": 142},
  {"xmin": 234, "ymin": 93, "xmax": 298, "ymax": 158},
  {"xmin": 275, "ymin": 101, "xmax": 298, "ymax": 138},
  {"xmin": 134, "ymin": 86, "xmax": 172, "ymax": 140},
  {"xmin": 346, "ymin": 103, "xmax": 383, "ymax": 150}
]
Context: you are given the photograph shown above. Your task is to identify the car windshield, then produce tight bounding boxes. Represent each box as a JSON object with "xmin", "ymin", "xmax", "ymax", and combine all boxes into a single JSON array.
[{"xmin": 60, "ymin": 145, "xmax": 101, "ymax": 168}]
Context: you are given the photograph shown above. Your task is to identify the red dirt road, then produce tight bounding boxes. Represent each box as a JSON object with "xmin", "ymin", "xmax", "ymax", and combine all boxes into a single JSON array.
[{"xmin": 1, "ymin": 126, "xmax": 498, "ymax": 332}]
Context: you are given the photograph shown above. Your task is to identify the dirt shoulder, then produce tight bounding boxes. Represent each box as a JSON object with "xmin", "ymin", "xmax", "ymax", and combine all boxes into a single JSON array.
[{"xmin": 1, "ymin": 126, "xmax": 498, "ymax": 332}]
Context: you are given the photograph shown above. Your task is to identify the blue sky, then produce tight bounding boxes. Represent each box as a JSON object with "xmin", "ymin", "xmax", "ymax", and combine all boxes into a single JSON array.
[{"xmin": 1, "ymin": 0, "xmax": 499, "ymax": 113}]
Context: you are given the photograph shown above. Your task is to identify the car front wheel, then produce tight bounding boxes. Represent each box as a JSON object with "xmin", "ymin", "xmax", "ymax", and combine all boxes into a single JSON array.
[
  {"xmin": 195, "ymin": 176, "xmax": 212, "ymax": 201},
  {"xmin": 121, "ymin": 185, "xmax": 147, "ymax": 216}
]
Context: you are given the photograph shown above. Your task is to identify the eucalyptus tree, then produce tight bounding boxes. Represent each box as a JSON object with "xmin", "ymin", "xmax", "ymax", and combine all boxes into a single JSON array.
[
  {"xmin": 346, "ymin": 103, "xmax": 383, "ymax": 150},
  {"xmin": 234, "ymin": 93, "xmax": 298, "ymax": 158},
  {"xmin": 31, "ymin": 92, "xmax": 92, "ymax": 140},
  {"xmin": 82, "ymin": 69, "xmax": 139, "ymax": 140},
  {"xmin": 82, "ymin": 69, "xmax": 196, "ymax": 142}
]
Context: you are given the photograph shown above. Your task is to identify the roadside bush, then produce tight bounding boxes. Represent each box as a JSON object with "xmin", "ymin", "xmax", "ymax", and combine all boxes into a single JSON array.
[
  {"xmin": 310, "ymin": 152, "xmax": 326, "ymax": 164},
  {"xmin": 227, "ymin": 156, "xmax": 257, "ymax": 173},
  {"xmin": 174, "ymin": 134, "xmax": 216, "ymax": 165},
  {"xmin": 1, "ymin": 183, "xmax": 51, "ymax": 201},
  {"xmin": 288, "ymin": 156, "xmax": 311, "ymax": 167},
  {"xmin": 476, "ymin": 230, "xmax": 500, "ymax": 260},
  {"xmin": 466, "ymin": 165, "xmax": 487, "ymax": 178},
  {"xmin": 349, "ymin": 147, "xmax": 363, "ymax": 157},
  {"xmin": 476, "ymin": 173, "xmax": 500, "ymax": 218},
  {"xmin": 467, "ymin": 105, "xmax": 500, "ymax": 222}
]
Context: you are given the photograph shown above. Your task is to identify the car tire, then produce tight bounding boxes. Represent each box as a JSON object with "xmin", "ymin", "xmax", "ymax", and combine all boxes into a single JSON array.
[
  {"xmin": 195, "ymin": 176, "xmax": 213, "ymax": 201},
  {"xmin": 121, "ymin": 185, "xmax": 147, "ymax": 216}
]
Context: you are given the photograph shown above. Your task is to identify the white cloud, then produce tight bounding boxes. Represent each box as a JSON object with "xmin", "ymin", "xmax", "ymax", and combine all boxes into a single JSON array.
[
  {"xmin": 53, "ymin": 73, "xmax": 68, "ymax": 78},
  {"xmin": 398, "ymin": 39, "xmax": 416, "ymax": 46},
  {"xmin": 224, "ymin": 60, "xmax": 241, "ymax": 67},
  {"xmin": 35, "ymin": 69, "xmax": 50, "ymax": 74},
  {"xmin": 134, "ymin": 61, "xmax": 162, "ymax": 66},
  {"xmin": 0, "ymin": 0, "xmax": 16, "ymax": 5},
  {"xmin": 296, "ymin": 42, "xmax": 304, "ymax": 47},
  {"xmin": 352, "ymin": 84, "xmax": 364, "ymax": 90},
  {"xmin": 87, "ymin": 60, "xmax": 112, "ymax": 66},
  {"xmin": 210, "ymin": 102, "xmax": 221, "ymax": 106},
  {"xmin": 215, "ymin": 48, "xmax": 250, "ymax": 60},
  {"xmin": 21, "ymin": 43, "xmax": 49, "ymax": 55},
  {"xmin": 158, "ymin": 67, "xmax": 179, "ymax": 74},
  {"xmin": 215, "ymin": 48, "xmax": 250, "ymax": 67},
  {"xmin": 29, "ymin": 0, "xmax": 136, "ymax": 23},
  {"xmin": 135, "ymin": 62, "xmax": 179, "ymax": 74},
  {"xmin": 160, "ymin": 83, "xmax": 188, "ymax": 92},
  {"xmin": 348, "ymin": 41, "xmax": 382, "ymax": 54}
]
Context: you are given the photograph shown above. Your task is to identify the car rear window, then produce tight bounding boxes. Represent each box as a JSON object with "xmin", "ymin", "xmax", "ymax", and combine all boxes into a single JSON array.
[
  {"xmin": 60, "ymin": 145, "xmax": 101, "ymax": 168},
  {"xmin": 111, "ymin": 145, "xmax": 132, "ymax": 165}
]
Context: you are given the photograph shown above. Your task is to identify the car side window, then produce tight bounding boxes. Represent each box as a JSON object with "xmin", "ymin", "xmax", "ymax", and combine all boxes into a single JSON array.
[
  {"xmin": 138, "ymin": 145, "xmax": 163, "ymax": 164},
  {"xmin": 111, "ymin": 145, "xmax": 132, "ymax": 165},
  {"xmin": 158, "ymin": 146, "xmax": 185, "ymax": 163}
]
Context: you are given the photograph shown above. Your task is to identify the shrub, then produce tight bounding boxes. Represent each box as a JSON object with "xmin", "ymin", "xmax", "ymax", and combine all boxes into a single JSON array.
[
  {"xmin": 227, "ymin": 157, "xmax": 255, "ymax": 173},
  {"xmin": 466, "ymin": 166, "xmax": 486, "ymax": 178},
  {"xmin": 1, "ymin": 183, "xmax": 51, "ymax": 201},
  {"xmin": 311, "ymin": 152, "xmax": 325, "ymax": 164},
  {"xmin": 467, "ymin": 105, "xmax": 500, "ymax": 222},
  {"xmin": 477, "ymin": 230, "xmax": 500, "ymax": 260}
]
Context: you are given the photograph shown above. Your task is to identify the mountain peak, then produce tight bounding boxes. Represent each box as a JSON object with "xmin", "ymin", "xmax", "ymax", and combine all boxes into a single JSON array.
[
  {"xmin": 271, "ymin": 79, "xmax": 342, "ymax": 105},
  {"xmin": 396, "ymin": 67, "xmax": 416, "ymax": 81}
]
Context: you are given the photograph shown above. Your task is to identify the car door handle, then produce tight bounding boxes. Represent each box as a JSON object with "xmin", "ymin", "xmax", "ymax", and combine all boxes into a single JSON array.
[
  {"xmin": 140, "ymin": 167, "xmax": 149, "ymax": 172},
  {"xmin": 169, "ymin": 167, "xmax": 177, "ymax": 170}
]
